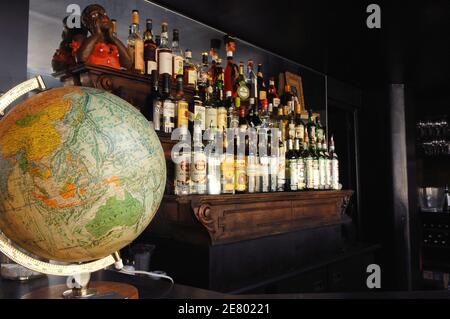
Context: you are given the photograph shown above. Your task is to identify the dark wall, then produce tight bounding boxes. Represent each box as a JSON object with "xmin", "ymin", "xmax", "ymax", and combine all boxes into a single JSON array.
[{"xmin": 0, "ymin": 1, "xmax": 29, "ymax": 93}]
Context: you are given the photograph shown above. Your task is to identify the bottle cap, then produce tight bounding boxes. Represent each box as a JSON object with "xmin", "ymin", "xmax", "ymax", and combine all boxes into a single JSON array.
[{"xmin": 184, "ymin": 49, "xmax": 192, "ymax": 58}]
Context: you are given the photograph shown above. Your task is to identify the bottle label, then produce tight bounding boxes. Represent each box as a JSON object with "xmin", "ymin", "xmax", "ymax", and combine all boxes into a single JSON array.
[
  {"xmin": 153, "ymin": 100, "xmax": 162, "ymax": 131},
  {"xmin": 158, "ymin": 51, "xmax": 173, "ymax": 75},
  {"xmin": 174, "ymin": 154, "xmax": 190, "ymax": 194},
  {"xmin": 319, "ymin": 158, "xmax": 326, "ymax": 188},
  {"xmin": 187, "ymin": 70, "xmax": 197, "ymax": 85},
  {"xmin": 134, "ymin": 40, "xmax": 144, "ymax": 73},
  {"xmin": 316, "ymin": 128, "xmax": 324, "ymax": 143},
  {"xmin": 259, "ymin": 91, "xmax": 267, "ymax": 101},
  {"xmin": 194, "ymin": 105, "xmax": 206, "ymax": 130},
  {"xmin": 221, "ymin": 156, "xmax": 235, "ymax": 192},
  {"xmin": 146, "ymin": 61, "xmax": 157, "ymax": 75},
  {"xmin": 277, "ymin": 158, "xmax": 286, "ymax": 190},
  {"xmin": 273, "ymin": 98, "xmax": 281, "ymax": 107},
  {"xmin": 234, "ymin": 159, "xmax": 247, "ymax": 191},
  {"xmin": 313, "ymin": 159, "xmax": 320, "ymax": 189},
  {"xmin": 207, "ymin": 156, "xmax": 221, "ymax": 195},
  {"xmin": 191, "ymin": 152, "xmax": 207, "ymax": 184},
  {"xmin": 305, "ymin": 157, "xmax": 314, "ymax": 189},
  {"xmin": 217, "ymin": 107, "xmax": 228, "ymax": 130},
  {"xmin": 332, "ymin": 159, "xmax": 339, "ymax": 190},
  {"xmin": 173, "ymin": 55, "xmax": 184, "ymax": 76},
  {"xmin": 289, "ymin": 159, "xmax": 298, "ymax": 190},
  {"xmin": 325, "ymin": 158, "xmax": 332, "ymax": 188},
  {"xmin": 177, "ymin": 100, "xmax": 189, "ymax": 128},
  {"xmin": 163, "ymin": 101, "xmax": 175, "ymax": 117},
  {"xmin": 205, "ymin": 107, "xmax": 218, "ymax": 128},
  {"xmin": 237, "ymin": 84, "xmax": 250, "ymax": 101},
  {"xmin": 297, "ymin": 159, "xmax": 305, "ymax": 190},
  {"xmin": 247, "ymin": 156, "xmax": 257, "ymax": 177}
]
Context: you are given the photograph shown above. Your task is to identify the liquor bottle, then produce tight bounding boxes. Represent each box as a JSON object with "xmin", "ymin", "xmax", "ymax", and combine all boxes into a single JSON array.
[
  {"xmin": 277, "ymin": 131, "xmax": 286, "ymax": 191},
  {"xmin": 157, "ymin": 22, "xmax": 172, "ymax": 80},
  {"xmin": 143, "ymin": 19, "xmax": 157, "ymax": 75},
  {"xmin": 161, "ymin": 74, "xmax": 175, "ymax": 133},
  {"xmin": 312, "ymin": 136, "xmax": 320, "ymax": 190},
  {"xmin": 294, "ymin": 98, "xmax": 305, "ymax": 143},
  {"xmin": 221, "ymin": 130, "xmax": 235, "ymax": 194},
  {"xmin": 224, "ymin": 37, "xmax": 237, "ymax": 96},
  {"xmin": 190, "ymin": 122, "xmax": 207, "ymax": 194},
  {"xmin": 304, "ymin": 131, "xmax": 314, "ymax": 190},
  {"xmin": 323, "ymin": 135, "xmax": 331, "ymax": 190},
  {"xmin": 306, "ymin": 109, "xmax": 316, "ymax": 146},
  {"xmin": 209, "ymin": 38, "xmax": 221, "ymax": 84},
  {"xmin": 260, "ymin": 99, "xmax": 270, "ymax": 129},
  {"xmin": 246, "ymin": 60, "xmax": 258, "ymax": 102},
  {"xmin": 183, "ymin": 49, "xmax": 197, "ymax": 87},
  {"xmin": 217, "ymin": 86, "xmax": 228, "ymax": 132},
  {"xmin": 282, "ymin": 85, "xmax": 293, "ymax": 111},
  {"xmin": 174, "ymin": 127, "xmax": 190, "ymax": 195},
  {"xmin": 269, "ymin": 129, "xmax": 278, "ymax": 192},
  {"xmin": 247, "ymin": 126, "xmax": 257, "ymax": 193},
  {"xmin": 329, "ymin": 135, "xmax": 339, "ymax": 190},
  {"xmin": 198, "ymin": 52, "xmax": 209, "ymax": 90},
  {"xmin": 318, "ymin": 138, "xmax": 326, "ymax": 190},
  {"xmin": 288, "ymin": 117, "xmax": 296, "ymax": 141},
  {"xmin": 127, "ymin": 23, "xmax": 144, "ymax": 74},
  {"xmin": 295, "ymin": 137, "xmax": 306, "ymax": 190},
  {"xmin": 228, "ymin": 95, "xmax": 240, "ymax": 130},
  {"xmin": 206, "ymin": 125, "xmax": 221, "ymax": 195},
  {"xmin": 204, "ymin": 81, "xmax": 217, "ymax": 130},
  {"xmin": 235, "ymin": 62, "xmax": 250, "ymax": 103},
  {"xmin": 286, "ymin": 137, "xmax": 298, "ymax": 191},
  {"xmin": 277, "ymin": 106, "xmax": 287, "ymax": 143},
  {"xmin": 192, "ymin": 83, "xmax": 206, "ymax": 131},
  {"xmin": 175, "ymin": 74, "xmax": 189, "ymax": 129},
  {"xmin": 234, "ymin": 128, "xmax": 247, "ymax": 194},
  {"xmin": 111, "ymin": 19, "xmax": 117, "ymax": 37},
  {"xmin": 259, "ymin": 130, "xmax": 270, "ymax": 192},
  {"xmin": 315, "ymin": 115, "xmax": 324, "ymax": 145},
  {"xmin": 251, "ymin": 98, "xmax": 262, "ymax": 130},
  {"xmin": 150, "ymin": 70, "xmax": 161, "ymax": 130},
  {"xmin": 268, "ymin": 77, "xmax": 281, "ymax": 109},
  {"xmin": 172, "ymin": 29, "xmax": 184, "ymax": 80},
  {"xmin": 257, "ymin": 64, "xmax": 267, "ymax": 102}
]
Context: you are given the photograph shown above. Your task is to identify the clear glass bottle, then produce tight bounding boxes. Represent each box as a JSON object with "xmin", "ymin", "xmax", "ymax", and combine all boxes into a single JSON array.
[
  {"xmin": 190, "ymin": 122, "xmax": 207, "ymax": 194},
  {"xmin": 161, "ymin": 74, "xmax": 175, "ymax": 133},
  {"xmin": 183, "ymin": 49, "xmax": 197, "ymax": 87},
  {"xmin": 171, "ymin": 29, "xmax": 184, "ymax": 80},
  {"xmin": 174, "ymin": 127, "xmax": 190, "ymax": 195},
  {"xmin": 206, "ymin": 126, "xmax": 221, "ymax": 195},
  {"xmin": 296, "ymin": 137, "xmax": 306, "ymax": 190},
  {"xmin": 157, "ymin": 22, "xmax": 173, "ymax": 80},
  {"xmin": 150, "ymin": 70, "xmax": 161, "ymax": 131},
  {"xmin": 329, "ymin": 135, "xmax": 339, "ymax": 190},
  {"xmin": 127, "ymin": 23, "xmax": 144, "ymax": 74}
]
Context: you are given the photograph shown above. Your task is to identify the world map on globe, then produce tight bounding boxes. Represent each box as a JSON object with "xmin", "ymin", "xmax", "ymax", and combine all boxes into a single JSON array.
[{"xmin": 0, "ymin": 86, "xmax": 166, "ymax": 262}]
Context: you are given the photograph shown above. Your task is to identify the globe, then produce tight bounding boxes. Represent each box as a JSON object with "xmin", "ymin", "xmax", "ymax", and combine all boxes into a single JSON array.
[{"xmin": 0, "ymin": 86, "xmax": 166, "ymax": 263}]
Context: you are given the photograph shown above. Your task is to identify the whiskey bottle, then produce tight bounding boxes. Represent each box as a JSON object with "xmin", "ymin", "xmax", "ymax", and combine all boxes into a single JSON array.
[
  {"xmin": 318, "ymin": 138, "xmax": 326, "ymax": 190},
  {"xmin": 216, "ymin": 86, "xmax": 228, "ymax": 132},
  {"xmin": 257, "ymin": 64, "xmax": 267, "ymax": 102},
  {"xmin": 277, "ymin": 131, "xmax": 286, "ymax": 191},
  {"xmin": 259, "ymin": 130, "xmax": 270, "ymax": 192},
  {"xmin": 306, "ymin": 109, "xmax": 316, "ymax": 146},
  {"xmin": 183, "ymin": 49, "xmax": 197, "ymax": 87},
  {"xmin": 174, "ymin": 127, "xmax": 190, "ymax": 195},
  {"xmin": 221, "ymin": 130, "xmax": 235, "ymax": 194},
  {"xmin": 192, "ymin": 83, "xmax": 206, "ymax": 131},
  {"xmin": 161, "ymin": 74, "xmax": 175, "ymax": 133},
  {"xmin": 224, "ymin": 37, "xmax": 237, "ymax": 96},
  {"xmin": 304, "ymin": 131, "xmax": 314, "ymax": 190},
  {"xmin": 157, "ymin": 22, "xmax": 173, "ymax": 80},
  {"xmin": 286, "ymin": 137, "xmax": 298, "ymax": 191},
  {"xmin": 235, "ymin": 62, "xmax": 250, "ymax": 103},
  {"xmin": 204, "ymin": 81, "xmax": 218, "ymax": 130},
  {"xmin": 329, "ymin": 135, "xmax": 339, "ymax": 190},
  {"xmin": 198, "ymin": 52, "xmax": 210, "ymax": 90},
  {"xmin": 323, "ymin": 135, "xmax": 331, "ymax": 190},
  {"xmin": 315, "ymin": 115, "xmax": 324, "ymax": 145},
  {"xmin": 209, "ymin": 38, "xmax": 221, "ymax": 84},
  {"xmin": 268, "ymin": 77, "xmax": 281, "ymax": 109},
  {"xmin": 190, "ymin": 122, "xmax": 207, "ymax": 194},
  {"xmin": 206, "ymin": 125, "xmax": 221, "ymax": 195},
  {"xmin": 143, "ymin": 19, "xmax": 157, "ymax": 75},
  {"xmin": 295, "ymin": 137, "xmax": 306, "ymax": 190},
  {"xmin": 294, "ymin": 98, "xmax": 305, "ymax": 143},
  {"xmin": 127, "ymin": 23, "xmax": 144, "ymax": 74},
  {"xmin": 175, "ymin": 74, "xmax": 189, "ymax": 129},
  {"xmin": 247, "ymin": 127, "xmax": 257, "ymax": 193},
  {"xmin": 172, "ymin": 29, "xmax": 184, "ymax": 80},
  {"xmin": 150, "ymin": 70, "xmax": 161, "ymax": 130},
  {"xmin": 246, "ymin": 59, "xmax": 258, "ymax": 102},
  {"xmin": 312, "ymin": 137, "xmax": 320, "ymax": 190},
  {"xmin": 227, "ymin": 95, "xmax": 240, "ymax": 130}
]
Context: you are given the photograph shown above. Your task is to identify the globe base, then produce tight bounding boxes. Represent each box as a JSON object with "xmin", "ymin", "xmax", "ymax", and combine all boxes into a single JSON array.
[{"xmin": 21, "ymin": 281, "xmax": 139, "ymax": 299}]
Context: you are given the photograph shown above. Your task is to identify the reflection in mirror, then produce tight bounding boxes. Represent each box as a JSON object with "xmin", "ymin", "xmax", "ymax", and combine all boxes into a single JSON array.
[{"xmin": 28, "ymin": 0, "xmax": 326, "ymax": 126}]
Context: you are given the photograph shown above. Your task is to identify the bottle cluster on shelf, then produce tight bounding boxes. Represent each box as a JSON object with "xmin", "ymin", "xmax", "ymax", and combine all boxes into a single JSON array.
[{"xmin": 121, "ymin": 10, "xmax": 340, "ymax": 195}]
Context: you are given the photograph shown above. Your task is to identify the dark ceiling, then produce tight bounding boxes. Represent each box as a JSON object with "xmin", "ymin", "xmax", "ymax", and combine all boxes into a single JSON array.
[{"xmin": 152, "ymin": 0, "xmax": 450, "ymax": 93}]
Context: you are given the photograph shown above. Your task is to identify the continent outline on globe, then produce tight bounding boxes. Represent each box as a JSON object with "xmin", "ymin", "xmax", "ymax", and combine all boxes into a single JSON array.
[{"xmin": 0, "ymin": 86, "xmax": 166, "ymax": 263}]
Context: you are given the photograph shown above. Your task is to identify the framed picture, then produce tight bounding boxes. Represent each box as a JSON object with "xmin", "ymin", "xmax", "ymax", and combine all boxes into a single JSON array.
[{"xmin": 277, "ymin": 71, "xmax": 306, "ymax": 113}]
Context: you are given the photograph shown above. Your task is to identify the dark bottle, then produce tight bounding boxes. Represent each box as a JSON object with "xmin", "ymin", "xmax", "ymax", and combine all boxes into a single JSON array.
[
  {"xmin": 235, "ymin": 62, "xmax": 250, "ymax": 102},
  {"xmin": 143, "ymin": 19, "xmax": 157, "ymax": 75},
  {"xmin": 246, "ymin": 59, "xmax": 258, "ymax": 101},
  {"xmin": 257, "ymin": 63, "xmax": 267, "ymax": 102},
  {"xmin": 306, "ymin": 109, "xmax": 316, "ymax": 146},
  {"xmin": 175, "ymin": 74, "xmax": 189, "ymax": 129},
  {"xmin": 315, "ymin": 115, "xmax": 324, "ymax": 145},
  {"xmin": 161, "ymin": 74, "xmax": 175, "ymax": 133},
  {"xmin": 268, "ymin": 77, "xmax": 280, "ymax": 109},
  {"xmin": 150, "ymin": 70, "xmax": 161, "ymax": 130}
]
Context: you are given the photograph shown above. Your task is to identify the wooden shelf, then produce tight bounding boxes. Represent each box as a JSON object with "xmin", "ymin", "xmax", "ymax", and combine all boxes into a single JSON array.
[{"xmin": 148, "ymin": 190, "xmax": 353, "ymax": 246}]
